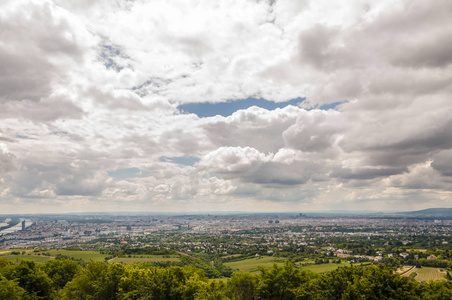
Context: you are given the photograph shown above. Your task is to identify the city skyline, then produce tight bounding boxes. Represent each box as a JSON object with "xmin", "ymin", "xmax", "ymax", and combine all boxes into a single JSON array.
[{"xmin": 1, "ymin": 0, "xmax": 451, "ymax": 214}]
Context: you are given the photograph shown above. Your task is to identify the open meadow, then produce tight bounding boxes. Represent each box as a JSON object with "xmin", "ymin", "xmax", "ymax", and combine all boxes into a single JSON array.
[
  {"xmin": 0, "ymin": 254, "xmax": 52, "ymax": 263},
  {"xmin": 224, "ymin": 256, "xmax": 285, "ymax": 273},
  {"xmin": 225, "ymin": 257, "xmax": 363, "ymax": 274},
  {"xmin": 46, "ymin": 249, "xmax": 109, "ymax": 262},
  {"xmin": 0, "ymin": 249, "xmax": 183, "ymax": 265},
  {"xmin": 299, "ymin": 261, "xmax": 352, "ymax": 273},
  {"xmin": 0, "ymin": 249, "xmax": 109, "ymax": 263},
  {"xmin": 109, "ymin": 255, "xmax": 180, "ymax": 264}
]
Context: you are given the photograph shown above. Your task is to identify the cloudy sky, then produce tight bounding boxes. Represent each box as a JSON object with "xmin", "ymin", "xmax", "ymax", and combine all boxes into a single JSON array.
[{"xmin": 1, "ymin": 0, "xmax": 452, "ymax": 214}]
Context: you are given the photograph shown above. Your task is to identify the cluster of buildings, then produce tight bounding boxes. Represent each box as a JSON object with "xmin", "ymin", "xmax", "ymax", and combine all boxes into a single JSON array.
[{"xmin": 1, "ymin": 214, "xmax": 451, "ymax": 253}]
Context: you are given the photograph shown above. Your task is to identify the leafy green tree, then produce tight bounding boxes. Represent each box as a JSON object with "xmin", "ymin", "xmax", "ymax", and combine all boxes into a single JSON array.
[
  {"xmin": 226, "ymin": 271, "xmax": 258, "ymax": 300},
  {"xmin": 58, "ymin": 262, "xmax": 125, "ymax": 300},
  {"xmin": 314, "ymin": 265, "xmax": 420, "ymax": 300},
  {"xmin": 256, "ymin": 261, "xmax": 317, "ymax": 300},
  {"xmin": 42, "ymin": 259, "xmax": 81, "ymax": 290},
  {"xmin": 421, "ymin": 281, "xmax": 452, "ymax": 299},
  {"xmin": 0, "ymin": 258, "xmax": 12, "ymax": 269},
  {"xmin": 0, "ymin": 275, "xmax": 26, "ymax": 300},
  {"xmin": 117, "ymin": 264, "xmax": 209, "ymax": 300},
  {"xmin": 1, "ymin": 260, "xmax": 52, "ymax": 299},
  {"xmin": 198, "ymin": 280, "xmax": 228, "ymax": 300}
]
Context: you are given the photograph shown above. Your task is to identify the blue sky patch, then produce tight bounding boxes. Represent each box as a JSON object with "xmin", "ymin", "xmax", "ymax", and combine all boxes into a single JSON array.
[
  {"xmin": 15, "ymin": 134, "xmax": 33, "ymax": 140},
  {"xmin": 178, "ymin": 97, "xmax": 304, "ymax": 118},
  {"xmin": 101, "ymin": 44, "xmax": 125, "ymax": 72},
  {"xmin": 108, "ymin": 168, "xmax": 149, "ymax": 179},
  {"xmin": 159, "ymin": 156, "xmax": 199, "ymax": 166},
  {"xmin": 317, "ymin": 101, "xmax": 348, "ymax": 110}
]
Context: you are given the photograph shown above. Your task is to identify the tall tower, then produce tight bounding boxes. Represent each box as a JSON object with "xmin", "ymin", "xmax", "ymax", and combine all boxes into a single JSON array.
[{"xmin": 21, "ymin": 220, "xmax": 26, "ymax": 231}]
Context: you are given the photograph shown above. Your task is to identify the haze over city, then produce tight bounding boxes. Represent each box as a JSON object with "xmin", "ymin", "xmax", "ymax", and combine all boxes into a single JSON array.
[{"xmin": 1, "ymin": 0, "xmax": 451, "ymax": 214}]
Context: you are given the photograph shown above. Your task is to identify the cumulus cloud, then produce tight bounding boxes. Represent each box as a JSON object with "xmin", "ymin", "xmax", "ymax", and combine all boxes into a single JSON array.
[
  {"xmin": 283, "ymin": 109, "xmax": 342, "ymax": 152},
  {"xmin": 199, "ymin": 146, "xmax": 324, "ymax": 186},
  {"xmin": 431, "ymin": 150, "xmax": 452, "ymax": 177},
  {"xmin": 0, "ymin": 0, "xmax": 85, "ymax": 103},
  {"xmin": 9, "ymin": 162, "xmax": 109, "ymax": 198},
  {"xmin": 201, "ymin": 106, "xmax": 300, "ymax": 153},
  {"xmin": 388, "ymin": 161, "xmax": 450, "ymax": 191},
  {"xmin": 0, "ymin": 144, "xmax": 15, "ymax": 175},
  {"xmin": 1, "ymin": 0, "xmax": 452, "ymax": 212},
  {"xmin": 199, "ymin": 147, "xmax": 270, "ymax": 174}
]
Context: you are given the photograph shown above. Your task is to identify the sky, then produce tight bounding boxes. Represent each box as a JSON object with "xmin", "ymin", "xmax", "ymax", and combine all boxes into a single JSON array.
[{"xmin": 1, "ymin": 0, "xmax": 452, "ymax": 214}]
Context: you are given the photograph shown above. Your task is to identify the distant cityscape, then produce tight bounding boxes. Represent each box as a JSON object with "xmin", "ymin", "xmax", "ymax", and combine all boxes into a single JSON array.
[{"xmin": 2, "ymin": 211, "xmax": 452, "ymax": 255}]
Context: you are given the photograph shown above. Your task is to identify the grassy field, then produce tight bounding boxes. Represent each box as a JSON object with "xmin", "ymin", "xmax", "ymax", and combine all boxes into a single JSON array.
[
  {"xmin": 396, "ymin": 266, "xmax": 414, "ymax": 275},
  {"xmin": 45, "ymin": 249, "xmax": 109, "ymax": 262},
  {"xmin": 0, "ymin": 249, "xmax": 109, "ymax": 263},
  {"xmin": 300, "ymin": 261, "xmax": 351, "ymax": 273},
  {"xmin": 225, "ymin": 257, "xmax": 358, "ymax": 274},
  {"xmin": 222, "ymin": 254, "xmax": 243, "ymax": 259},
  {"xmin": 110, "ymin": 255, "xmax": 180, "ymax": 264},
  {"xmin": 415, "ymin": 267, "xmax": 446, "ymax": 282},
  {"xmin": 0, "ymin": 254, "xmax": 52, "ymax": 263},
  {"xmin": 0, "ymin": 250, "xmax": 183, "ymax": 265},
  {"xmin": 224, "ymin": 256, "xmax": 285, "ymax": 273},
  {"xmin": 406, "ymin": 249, "xmax": 428, "ymax": 253},
  {"xmin": 296, "ymin": 259, "xmax": 315, "ymax": 266}
]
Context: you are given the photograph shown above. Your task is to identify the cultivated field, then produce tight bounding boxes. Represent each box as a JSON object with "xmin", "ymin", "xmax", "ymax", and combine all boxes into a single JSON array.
[
  {"xmin": 0, "ymin": 249, "xmax": 110, "ymax": 263},
  {"xmin": 224, "ymin": 256, "xmax": 285, "ymax": 273},
  {"xmin": 0, "ymin": 254, "xmax": 52, "ymax": 263},
  {"xmin": 110, "ymin": 255, "xmax": 180, "ymax": 264},
  {"xmin": 226, "ymin": 257, "xmax": 358, "ymax": 274},
  {"xmin": 396, "ymin": 266, "xmax": 415, "ymax": 275},
  {"xmin": 415, "ymin": 267, "xmax": 446, "ymax": 282},
  {"xmin": 300, "ymin": 261, "xmax": 351, "ymax": 273},
  {"xmin": 46, "ymin": 249, "xmax": 109, "ymax": 262}
]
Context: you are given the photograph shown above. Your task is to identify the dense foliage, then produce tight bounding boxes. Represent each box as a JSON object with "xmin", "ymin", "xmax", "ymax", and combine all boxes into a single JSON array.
[{"xmin": 1, "ymin": 258, "xmax": 452, "ymax": 299}]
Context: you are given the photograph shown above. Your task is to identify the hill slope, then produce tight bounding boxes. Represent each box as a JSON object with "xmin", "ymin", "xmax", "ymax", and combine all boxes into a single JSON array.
[{"xmin": 400, "ymin": 208, "xmax": 452, "ymax": 216}]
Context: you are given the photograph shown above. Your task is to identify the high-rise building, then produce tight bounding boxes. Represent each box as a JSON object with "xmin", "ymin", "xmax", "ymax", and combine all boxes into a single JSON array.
[{"xmin": 21, "ymin": 220, "xmax": 26, "ymax": 231}]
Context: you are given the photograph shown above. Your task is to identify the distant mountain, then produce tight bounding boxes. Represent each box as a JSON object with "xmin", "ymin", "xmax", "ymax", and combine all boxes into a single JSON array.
[{"xmin": 400, "ymin": 208, "xmax": 452, "ymax": 216}]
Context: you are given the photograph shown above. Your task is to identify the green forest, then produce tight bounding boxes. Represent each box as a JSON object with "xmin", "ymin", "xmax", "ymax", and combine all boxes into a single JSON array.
[{"xmin": 1, "ymin": 258, "xmax": 452, "ymax": 300}]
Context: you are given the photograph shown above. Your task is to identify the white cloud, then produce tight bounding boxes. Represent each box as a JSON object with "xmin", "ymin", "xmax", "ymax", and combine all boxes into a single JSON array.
[
  {"xmin": 201, "ymin": 106, "xmax": 300, "ymax": 153},
  {"xmin": 388, "ymin": 161, "xmax": 451, "ymax": 191},
  {"xmin": 199, "ymin": 146, "xmax": 270, "ymax": 174},
  {"xmin": 1, "ymin": 0, "xmax": 452, "ymax": 212}
]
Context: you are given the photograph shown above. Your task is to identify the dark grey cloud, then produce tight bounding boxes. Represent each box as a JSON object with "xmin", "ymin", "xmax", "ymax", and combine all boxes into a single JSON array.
[
  {"xmin": 0, "ymin": 97, "xmax": 83, "ymax": 122},
  {"xmin": 286, "ymin": 0, "xmax": 452, "ymax": 107},
  {"xmin": 246, "ymin": 161, "xmax": 318, "ymax": 186},
  {"xmin": 298, "ymin": 24, "xmax": 348, "ymax": 70},
  {"xmin": 0, "ymin": 148, "xmax": 15, "ymax": 174},
  {"xmin": 283, "ymin": 110, "xmax": 342, "ymax": 152},
  {"xmin": 199, "ymin": 146, "xmax": 325, "ymax": 187},
  {"xmin": 388, "ymin": 162, "xmax": 447, "ymax": 191},
  {"xmin": 432, "ymin": 150, "xmax": 452, "ymax": 176},
  {"xmin": 10, "ymin": 162, "xmax": 108, "ymax": 197},
  {"xmin": 0, "ymin": 49, "xmax": 54, "ymax": 103},
  {"xmin": 159, "ymin": 128, "xmax": 202, "ymax": 156},
  {"xmin": 391, "ymin": 32, "xmax": 452, "ymax": 69},
  {"xmin": 0, "ymin": 136, "xmax": 14, "ymax": 143},
  {"xmin": 339, "ymin": 112, "xmax": 452, "ymax": 167},
  {"xmin": 0, "ymin": 1, "xmax": 83, "ymax": 104},
  {"xmin": 230, "ymin": 181, "xmax": 320, "ymax": 203},
  {"xmin": 2, "ymin": 0, "xmax": 452, "ymax": 212},
  {"xmin": 331, "ymin": 167, "xmax": 406, "ymax": 181}
]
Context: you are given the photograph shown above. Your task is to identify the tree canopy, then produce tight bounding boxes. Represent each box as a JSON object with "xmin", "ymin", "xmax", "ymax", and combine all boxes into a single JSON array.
[{"xmin": 1, "ymin": 258, "xmax": 452, "ymax": 299}]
